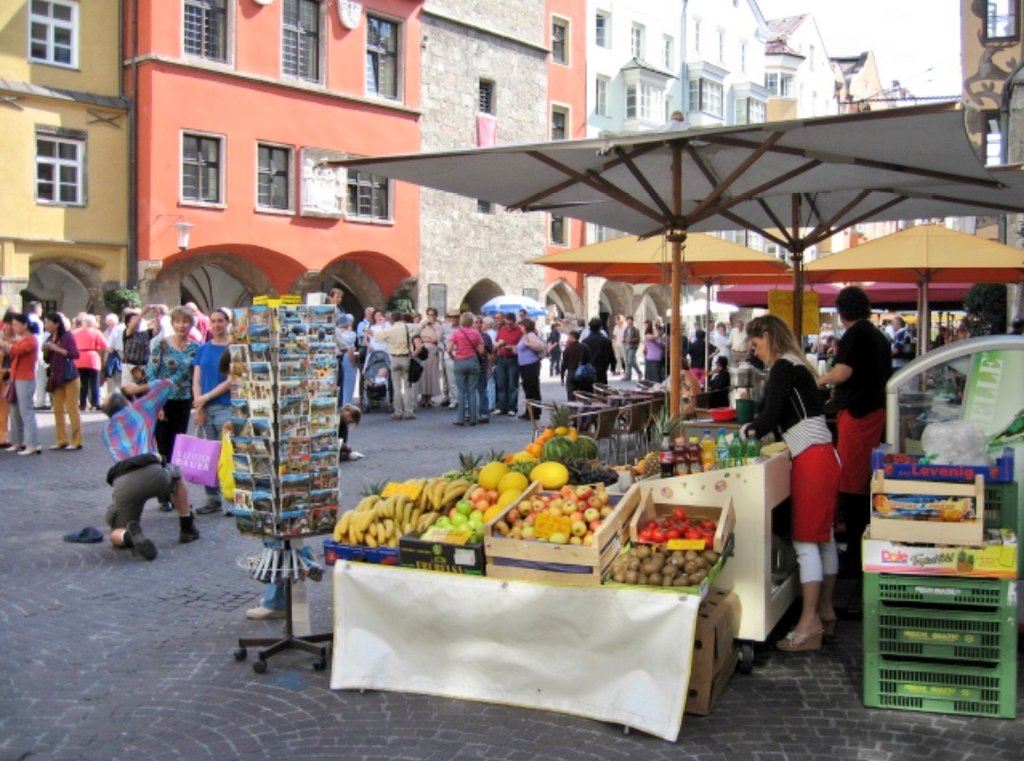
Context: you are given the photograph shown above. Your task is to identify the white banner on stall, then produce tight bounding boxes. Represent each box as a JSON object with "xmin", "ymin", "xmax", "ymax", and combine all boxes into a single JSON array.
[{"xmin": 331, "ymin": 562, "xmax": 699, "ymax": 741}]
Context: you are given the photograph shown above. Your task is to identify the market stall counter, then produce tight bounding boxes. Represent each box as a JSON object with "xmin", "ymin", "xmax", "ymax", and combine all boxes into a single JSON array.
[{"xmin": 331, "ymin": 562, "xmax": 700, "ymax": 741}]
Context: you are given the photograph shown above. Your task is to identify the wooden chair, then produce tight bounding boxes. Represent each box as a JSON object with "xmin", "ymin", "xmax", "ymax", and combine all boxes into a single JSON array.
[
  {"xmin": 589, "ymin": 406, "xmax": 620, "ymax": 463},
  {"xmin": 613, "ymin": 401, "xmax": 653, "ymax": 464},
  {"xmin": 523, "ymin": 399, "xmax": 550, "ymax": 441}
]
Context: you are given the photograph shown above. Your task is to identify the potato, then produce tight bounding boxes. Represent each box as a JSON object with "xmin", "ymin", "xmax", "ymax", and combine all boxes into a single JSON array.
[
  {"xmin": 685, "ymin": 550, "xmax": 700, "ymax": 561},
  {"xmin": 641, "ymin": 560, "xmax": 659, "ymax": 575},
  {"xmin": 636, "ymin": 574, "xmax": 648, "ymax": 585},
  {"xmin": 646, "ymin": 573, "xmax": 662, "ymax": 586},
  {"xmin": 683, "ymin": 560, "xmax": 700, "ymax": 575},
  {"xmin": 627, "ymin": 557, "xmax": 641, "ymax": 572},
  {"xmin": 611, "ymin": 571, "xmax": 626, "ymax": 583},
  {"xmin": 661, "ymin": 563, "xmax": 678, "ymax": 579},
  {"xmin": 662, "ymin": 574, "xmax": 675, "ymax": 587},
  {"xmin": 689, "ymin": 569, "xmax": 707, "ymax": 584},
  {"xmin": 672, "ymin": 574, "xmax": 690, "ymax": 586},
  {"xmin": 701, "ymin": 550, "xmax": 719, "ymax": 564},
  {"xmin": 624, "ymin": 570, "xmax": 639, "ymax": 584},
  {"xmin": 635, "ymin": 545, "xmax": 651, "ymax": 559}
]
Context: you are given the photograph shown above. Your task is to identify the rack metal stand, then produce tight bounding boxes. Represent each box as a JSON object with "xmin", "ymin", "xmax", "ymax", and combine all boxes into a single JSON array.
[{"xmin": 233, "ymin": 537, "xmax": 332, "ymax": 673}]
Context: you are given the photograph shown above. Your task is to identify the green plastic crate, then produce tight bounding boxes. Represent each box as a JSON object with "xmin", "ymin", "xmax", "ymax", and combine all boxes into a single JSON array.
[
  {"xmin": 864, "ymin": 602, "xmax": 1018, "ymax": 663},
  {"xmin": 983, "ymin": 482, "xmax": 1022, "ymax": 576},
  {"xmin": 864, "ymin": 573, "xmax": 1015, "ymax": 610},
  {"xmin": 863, "ymin": 652, "xmax": 1017, "ymax": 718}
]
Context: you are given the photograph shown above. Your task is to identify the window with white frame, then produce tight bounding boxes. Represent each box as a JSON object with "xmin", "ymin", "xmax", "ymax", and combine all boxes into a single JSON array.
[
  {"xmin": 550, "ymin": 215, "xmax": 567, "ymax": 246},
  {"xmin": 630, "ymin": 23, "xmax": 644, "ymax": 59},
  {"xmin": 346, "ymin": 171, "xmax": 391, "ymax": 220},
  {"xmin": 592, "ymin": 224, "xmax": 608, "ymax": 244},
  {"xmin": 663, "ymin": 35, "xmax": 673, "ymax": 69},
  {"xmin": 182, "ymin": 132, "xmax": 223, "ymax": 204},
  {"xmin": 734, "ymin": 96, "xmax": 766, "ymax": 125},
  {"xmin": 184, "ymin": 0, "xmax": 227, "ymax": 62},
  {"xmin": 366, "ymin": 15, "xmax": 400, "ymax": 99},
  {"xmin": 29, "ymin": 0, "xmax": 77, "ymax": 67},
  {"xmin": 984, "ymin": 112, "xmax": 1003, "ymax": 165},
  {"xmin": 595, "ymin": 76, "xmax": 609, "ymax": 117},
  {"xmin": 551, "ymin": 106, "xmax": 568, "ymax": 140},
  {"xmin": 987, "ymin": 0, "xmax": 1018, "ymax": 40},
  {"xmin": 257, "ymin": 143, "xmax": 292, "ymax": 211},
  {"xmin": 625, "ymin": 81, "xmax": 656, "ymax": 120},
  {"xmin": 688, "ymin": 78, "xmax": 723, "ymax": 118},
  {"xmin": 595, "ymin": 10, "xmax": 609, "ymax": 48},
  {"xmin": 765, "ymin": 72, "xmax": 794, "ymax": 97},
  {"xmin": 552, "ymin": 17, "xmax": 568, "ymax": 65},
  {"xmin": 282, "ymin": 0, "xmax": 320, "ymax": 82},
  {"xmin": 35, "ymin": 128, "xmax": 85, "ymax": 205}
]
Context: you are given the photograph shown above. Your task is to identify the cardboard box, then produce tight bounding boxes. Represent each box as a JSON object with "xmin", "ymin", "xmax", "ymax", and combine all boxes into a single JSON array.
[
  {"xmin": 628, "ymin": 489, "xmax": 734, "ymax": 554},
  {"xmin": 685, "ymin": 590, "xmax": 741, "ymax": 716},
  {"xmin": 871, "ymin": 445, "xmax": 1014, "ymax": 483},
  {"xmin": 861, "ymin": 528, "xmax": 1018, "ymax": 579},
  {"xmin": 322, "ymin": 539, "xmax": 399, "ymax": 566},
  {"xmin": 869, "ymin": 473, "xmax": 985, "ymax": 546},
  {"xmin": 399, "ymin": 531, "xmax": 485, "ymax": 575},
  {"xmin": 484, "ymin": 482, "xmax": 636, "ymax": 585}
]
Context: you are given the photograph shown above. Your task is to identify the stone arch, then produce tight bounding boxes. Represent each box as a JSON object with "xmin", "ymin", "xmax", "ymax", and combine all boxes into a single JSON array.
[
  {"xmin": 597, "ymin": 280, "xmax": 634, "ymax": 324},
  {"xmin": 460, "ymin": 279, "xmax": 504, "ymax": 313},
  {"xmin": 27, "ymin": 257, "xmax": 103, "ymax": 314},
  {"xmin": 316, "ymin": 259, "xmax": 388, "ymax": 317},
  {"xmin": 637, "ymin": 285, "xmax": 669, "ymax": 323},
  {"xmin": 542, "ymin": 279, "xmax": 583, "ymax": 319},
  {"xmin": 147, "ymin": 253, "xmax": 276, "ymax": 312}
]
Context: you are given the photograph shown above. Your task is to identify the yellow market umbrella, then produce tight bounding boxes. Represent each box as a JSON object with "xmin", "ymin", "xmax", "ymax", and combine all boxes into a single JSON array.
[{"xmin": 805, "ymin": 224, "xmax": 1024, "ymax": 350}]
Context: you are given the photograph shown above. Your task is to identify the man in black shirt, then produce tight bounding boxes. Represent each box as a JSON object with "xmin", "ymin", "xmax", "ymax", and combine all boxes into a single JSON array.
[
  {"xmin": 581, "ymin": 318, "xmax": 613, "ymax": 385},
  {"xmin": 817, "ymin": 286, "xmax": 892, "ymax": 570}
]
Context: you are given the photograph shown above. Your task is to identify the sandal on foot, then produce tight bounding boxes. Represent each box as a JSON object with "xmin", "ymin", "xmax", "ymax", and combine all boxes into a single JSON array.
[{"xmin": 776, "ymin": 628, "xmax": 823, "ymax": 652}]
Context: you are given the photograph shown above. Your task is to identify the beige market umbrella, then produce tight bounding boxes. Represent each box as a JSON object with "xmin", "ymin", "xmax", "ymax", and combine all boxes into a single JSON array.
[
  {"xmin": 805, "ymin": 224, "xmax": 1024, "ymax": 351},
  {"xmin": 334, "ymin": 103, "xmax": 1024, "ymax": 416}
]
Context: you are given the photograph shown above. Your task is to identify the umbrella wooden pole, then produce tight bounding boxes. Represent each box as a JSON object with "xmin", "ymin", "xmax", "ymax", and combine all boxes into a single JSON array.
[
  {"xmin": 919, "ymin": 277, "xmax": 930, "ymax": 354},
  {"xmin": 669, "ymin": 146, "xmax": 683, "ymax": 419},
  {"xmin": 791, "ymin": 194, "xmax": 804, "ymax": 341}
]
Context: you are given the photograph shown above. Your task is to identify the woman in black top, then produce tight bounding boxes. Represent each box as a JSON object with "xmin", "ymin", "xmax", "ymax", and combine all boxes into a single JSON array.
[
  {"xmin": 560, "ymin": 330, "xmax": 591, "ymax": 401},
  {"xmin": 706, "ymin": 355, "xmax": 731, "ymax": 408}
]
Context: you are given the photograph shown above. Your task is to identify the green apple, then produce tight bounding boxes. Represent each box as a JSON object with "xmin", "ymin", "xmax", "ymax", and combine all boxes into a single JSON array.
[{"xmin": 455, "ymin": 499, "xmax": 473, "ymax": 516}]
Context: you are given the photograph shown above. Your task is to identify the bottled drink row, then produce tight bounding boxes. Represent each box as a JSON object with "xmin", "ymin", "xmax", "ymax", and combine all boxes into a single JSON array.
[{"xmin": 660, "ymin": 428, "xmax": 759, "ymax": 478}]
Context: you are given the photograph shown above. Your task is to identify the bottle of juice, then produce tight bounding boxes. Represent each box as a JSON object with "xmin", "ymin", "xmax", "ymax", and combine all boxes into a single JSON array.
[
  {"xmin": 700, "ymin": 429, "xmax": 716, "ymax": 472},
  {"xmin": 672, "ymin": 436, "xmax": 687, "ymax": 476},
  {"xmin": 686, "ymin": 437, "xmax": 702, "ymax": 474},
  {"xmin": 715, "ymin": 428, "xmax": 729, "ymax": 469},
  {"xmin": 659, "ymin": 434, "xmax": 675, "ymax": 478},
  {"xmin": 728, "ymin": 433, "xmax": 744, "ymax": 468}
]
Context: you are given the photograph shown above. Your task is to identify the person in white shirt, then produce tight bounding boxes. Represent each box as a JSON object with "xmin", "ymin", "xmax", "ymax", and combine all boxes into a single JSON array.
[
  {"xmin": 728, "ymin": 319, "xmax": 747, "ymax": 365},
  {"xmin": 102, "ymin": 312, "xmax": 126, "ymax": 402},
  {"xmin": 710, "ymin": 322, "xmax": 732, "ymax": 365}
]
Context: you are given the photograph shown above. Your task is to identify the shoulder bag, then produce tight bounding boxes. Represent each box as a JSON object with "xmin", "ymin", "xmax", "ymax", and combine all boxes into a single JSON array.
[{"xmin": 407, "ymin": 326, "xmax": 424, "ymax": 383}]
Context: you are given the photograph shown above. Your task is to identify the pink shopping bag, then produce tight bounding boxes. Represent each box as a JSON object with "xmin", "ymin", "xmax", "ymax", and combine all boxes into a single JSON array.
[{"xmin": 170, "ymin": 433, "xmax": 222, "ymax": 487}]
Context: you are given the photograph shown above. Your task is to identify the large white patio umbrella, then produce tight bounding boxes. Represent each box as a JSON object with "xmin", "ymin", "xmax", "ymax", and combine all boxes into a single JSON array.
[{"xmin": 332, "ymin": 103, "xmax": 1024, "ymax": 416}]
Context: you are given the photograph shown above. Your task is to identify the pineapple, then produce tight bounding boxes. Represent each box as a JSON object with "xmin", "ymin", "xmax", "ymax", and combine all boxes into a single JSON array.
[
  {"xmin": 485, "ymin": 447, "xmax": 507, "ymax": 465},
  {"xmin": 361, "ymin": 479, "xmax": 387, "ymax": 497},
  {"xmin": 547, "ymin": 403, "xmax": 574, "ymax": 432},
  {"xmin": 455, "ymin": 451, "xmax": 484, "ymax": 482}
]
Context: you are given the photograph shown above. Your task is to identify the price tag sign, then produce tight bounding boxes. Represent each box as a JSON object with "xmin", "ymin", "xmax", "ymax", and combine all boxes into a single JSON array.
[
  {"xmin": 533, "ymin": 513, "xmax": 572, "ymax": 540},
  {"xmin": 666, "ymin": 538, "xmax": 706, "ymax": 551},
  {"xmin": 420, "ymin": 528, "xmax": 472, "ymax": 545}
]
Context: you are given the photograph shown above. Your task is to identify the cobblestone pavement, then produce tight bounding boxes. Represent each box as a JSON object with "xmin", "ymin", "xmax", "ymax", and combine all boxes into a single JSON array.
[{"xmin": 2, "ymin": 374, "xmax": 1023, "ymax": 761}]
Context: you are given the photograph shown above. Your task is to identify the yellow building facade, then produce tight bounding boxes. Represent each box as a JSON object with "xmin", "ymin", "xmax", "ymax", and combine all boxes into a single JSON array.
[{"xmin": 0, "ymin": 0, "xmax": 128, "ymax": 315}]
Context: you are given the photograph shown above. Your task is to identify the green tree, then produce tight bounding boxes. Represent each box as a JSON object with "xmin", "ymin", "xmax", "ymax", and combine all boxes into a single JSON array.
[
  {"xmin": 963, "ymin": 283, "xmax": 1007, "ymax": 336},
  {"xmin": 103, "ymin": 287, "xmax": 142, "ymax": 316}
]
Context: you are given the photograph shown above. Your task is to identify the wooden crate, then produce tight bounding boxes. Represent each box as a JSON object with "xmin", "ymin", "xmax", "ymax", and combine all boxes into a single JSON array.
[
  {"xmin": 483, "ymin": 482, "xmax": 641, "ymax": 585},
  {"xmin": 628, "ymin": 490, "xmax": 734, "ymax": 554},
  {"xmin": 870, "ymin": 473, "xmax": 985, "ymax": 546}
]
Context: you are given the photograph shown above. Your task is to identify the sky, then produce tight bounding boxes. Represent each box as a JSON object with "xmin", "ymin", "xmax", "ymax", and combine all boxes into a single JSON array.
[{"xmin": 757, "ymin": 0, "xmax": 962, "ymax": 99}]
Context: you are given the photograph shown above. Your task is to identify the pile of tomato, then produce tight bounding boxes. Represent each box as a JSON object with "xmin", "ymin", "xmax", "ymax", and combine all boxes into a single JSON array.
[{"xmin": 636, "ymin": 507, "xmax": 717, "ymax": 545}]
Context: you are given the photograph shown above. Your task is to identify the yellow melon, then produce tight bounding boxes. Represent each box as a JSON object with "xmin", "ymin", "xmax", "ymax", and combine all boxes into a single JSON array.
[
  {"xmin": 497, "ymin": 471, "xmax": 529, "ymax": 494},
  {"xmin": 477, "ymin": 461, "xmax": 510, "ymax": 491},
  {"xmin": 529, "ymin": 461, "xmax": 570, "ymax": 490}
]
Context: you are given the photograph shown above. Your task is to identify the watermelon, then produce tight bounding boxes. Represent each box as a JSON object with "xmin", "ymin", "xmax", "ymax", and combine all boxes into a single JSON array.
[
  {"xmin": 574, "ymin": 435, "xmax": 598, "ymax": 461},
  {"xmin": 542, "ymin": 435, "xmax": 576, "ymax": 462}
]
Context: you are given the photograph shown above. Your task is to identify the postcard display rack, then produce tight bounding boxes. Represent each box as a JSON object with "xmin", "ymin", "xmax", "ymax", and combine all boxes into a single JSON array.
[{"xmin": 227, "ymin": 304, "xmax": 340, "ymax": 673}]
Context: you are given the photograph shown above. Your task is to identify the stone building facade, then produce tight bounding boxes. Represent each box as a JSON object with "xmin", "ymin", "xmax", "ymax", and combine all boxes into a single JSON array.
[{"xmin": 417, "ymin": 1, "xmax": 550, "ymax": 315}]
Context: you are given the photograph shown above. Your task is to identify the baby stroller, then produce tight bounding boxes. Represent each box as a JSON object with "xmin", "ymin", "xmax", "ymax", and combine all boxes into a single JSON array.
[{"xmin": 360, "ymin": 349, "xmax": 393, "ymax": 412}]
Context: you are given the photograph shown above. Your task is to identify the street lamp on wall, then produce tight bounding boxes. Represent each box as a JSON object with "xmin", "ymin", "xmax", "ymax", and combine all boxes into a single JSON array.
[{"xmin": 173, "ymin": 221, "xmax": 194, "ymax": 251}]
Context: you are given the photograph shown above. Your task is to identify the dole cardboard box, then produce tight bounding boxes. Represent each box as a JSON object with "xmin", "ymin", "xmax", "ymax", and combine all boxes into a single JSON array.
[
  {"xmin": 869, "ymin": 473, "xmax": 985, "ymax": 546},
  {"xmin": 862, "ymin": 528, "xmax": 1018, "ymax": 579},
  {"xmin": 686, "ymin": 589, "xmax": 742, "ymax": 716},
  {"xmin": 399, "ymin": 527, "xmax": 485, "ymax": 575}
]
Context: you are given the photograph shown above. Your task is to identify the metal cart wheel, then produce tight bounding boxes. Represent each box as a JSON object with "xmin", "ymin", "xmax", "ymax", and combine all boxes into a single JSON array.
[
  {"xmin": 738, "ymin": 642, "xmax": 755, "ymax": 675},
  {"xmin": 233, "ymin": 646, "xmax": 247, "ymax": 661}
]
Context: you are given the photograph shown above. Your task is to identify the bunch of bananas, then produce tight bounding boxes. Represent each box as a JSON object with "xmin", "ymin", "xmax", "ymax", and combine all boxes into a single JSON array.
[
  {"xmin": 331, "ymin": 477, "xmax": 475, "ymax": 547},
  {"xmin": 333, "ymin": 492, "xmax": 442, "ymax": 547},
  {"xmin": 424, "ymin": 477, "xmax": 471, "ymax": 512}
]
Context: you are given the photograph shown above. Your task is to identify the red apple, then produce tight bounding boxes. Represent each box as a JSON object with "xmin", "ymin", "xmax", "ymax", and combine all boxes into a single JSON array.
[
  {"xmin": 588, "ymin": 519, "xmax": 602, "ymax": 531},
  {"xmin": 583, "ymin": 507, "xmax": 600, "ymax": 523},
  {"xmin": 570, "ymin": 510, "xmax": 585, "ymax": 522},
  {"xmin": 575, "ymin": 486, "xmax": 594, "ymax": 500}
]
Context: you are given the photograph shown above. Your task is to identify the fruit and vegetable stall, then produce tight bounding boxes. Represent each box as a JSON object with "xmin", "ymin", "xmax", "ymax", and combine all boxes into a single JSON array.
[{"xmin": 321, "ymin": 405, "xmax": 798, "ymax": 740}]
